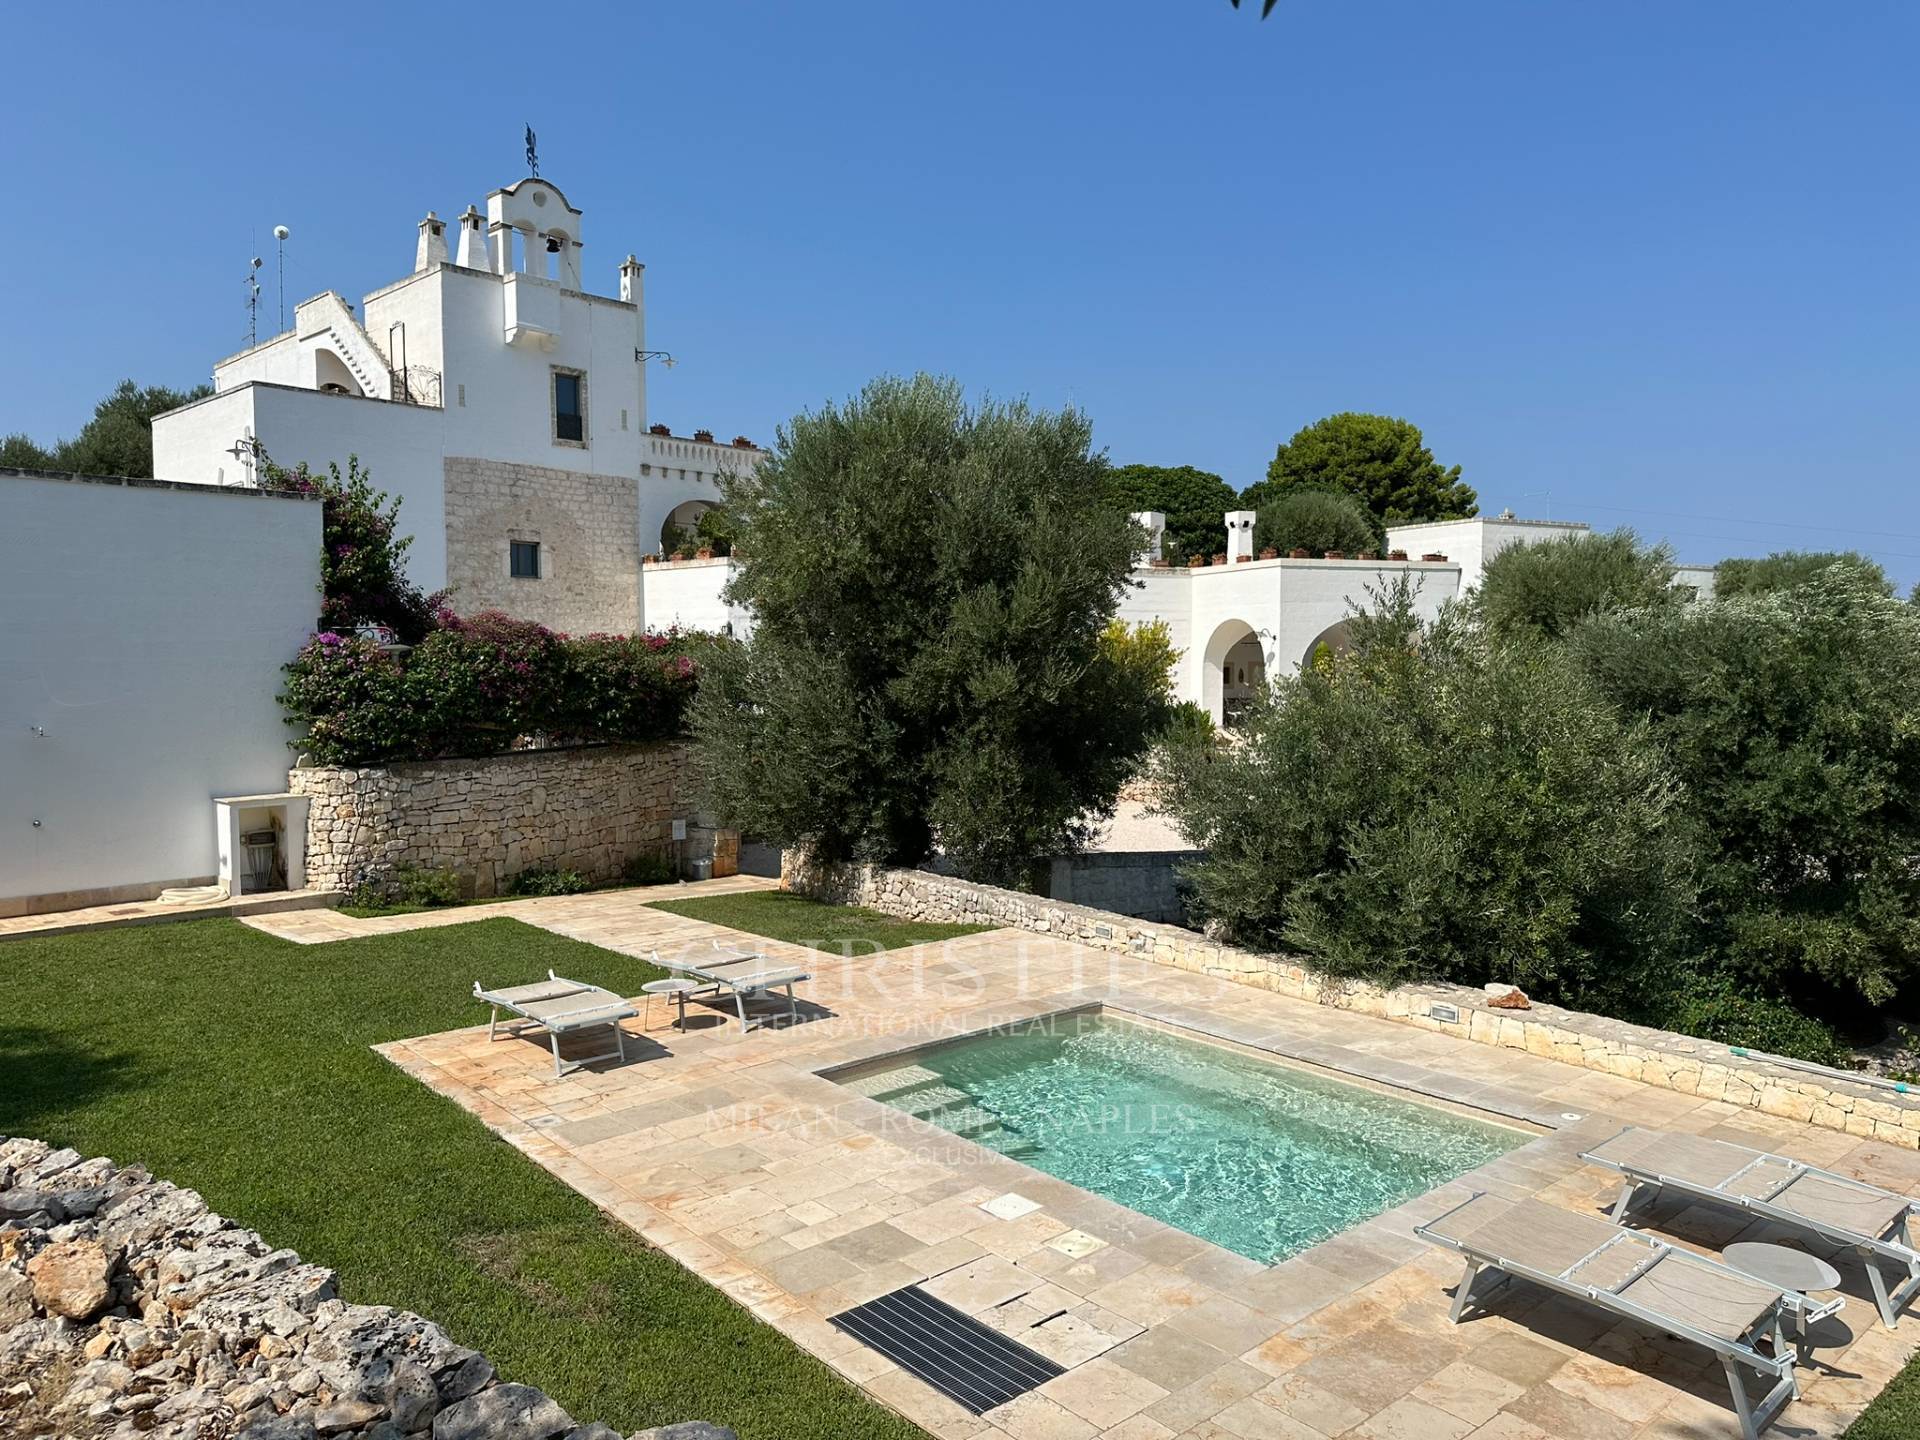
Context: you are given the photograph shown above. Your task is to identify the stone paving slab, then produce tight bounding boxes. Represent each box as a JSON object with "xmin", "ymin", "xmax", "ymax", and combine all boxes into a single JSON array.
[
  {"xmin": 0, "ymin": 886, "xmax": 341, "ymax": 940},
  {"xmin": 358, "ymin": 890, "xmax": 1918, "ymax": 1440}
]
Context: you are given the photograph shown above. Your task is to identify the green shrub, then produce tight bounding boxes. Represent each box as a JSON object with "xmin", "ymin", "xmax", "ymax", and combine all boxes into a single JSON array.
[
  {"xmin": 622, "ymin": 849, "xmax": 679, "ymax": 886},
  {"xmin": 348, "ymin": 863, "xmax": 465, "ymax": 910},
  {"xmin": 1159, "ymin": 700, "xmax": 1216, "ymax": 748},
  {"xmin": 1641, "ymin": 972, "xmax": 1852, "ymax": 1068},
  {"xmin": 1155, "ymin": 579, "xmax": 1696, "ymax": 1013},
  {"xmin": 507, "ymin": 867, "xmax": 590, "ymax": 898},
  {"xmin": 1572, "ymin": 568, "xmax": 1920, "ymax": 1008},
  {"xmin": 282, "ymin": 616, "xmax": 708, "ymax": 764},
  {"xmin": 1253, "ymin": 489, "xmax": 1377, "ymax": 558},
  {"xmin": 1715, "ymin": 550, "xmax": 1891, "ymax": 599},
  {"xmin": 1472, "ymin": 528, "xmax": 1678, "ymax": 641}
]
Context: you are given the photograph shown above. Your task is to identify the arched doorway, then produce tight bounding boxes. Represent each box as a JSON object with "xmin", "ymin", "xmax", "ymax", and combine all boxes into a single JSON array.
[
  {"xmin": 658, "ymin": 499, "xmax": 714, "ymax": 553},
  {"xmin": 1202, "ymin": 619, "xmax": 1266, "ymax": 728}
]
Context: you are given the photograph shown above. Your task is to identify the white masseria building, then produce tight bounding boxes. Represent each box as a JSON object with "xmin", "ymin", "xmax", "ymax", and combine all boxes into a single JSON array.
[{"xmin": 152, "ymin": 172, "xmax": 761, "ymax": 637}]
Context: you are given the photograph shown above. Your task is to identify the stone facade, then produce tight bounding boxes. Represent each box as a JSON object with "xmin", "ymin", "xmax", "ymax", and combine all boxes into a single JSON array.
[
  {"xmin": 443, "ymin": 456, "xmax": 640, "ymax": 635},
  {"xmin": 786, "ymin": 857, "xmax": 1920, "ymax": 1151},
  {"xmin": 0, "ymin": 1135, "xmax": 733, "ymax": 1440},
  {"xmin": 292, "ymin": 743, "xmax": 730, "ymax": 898}
]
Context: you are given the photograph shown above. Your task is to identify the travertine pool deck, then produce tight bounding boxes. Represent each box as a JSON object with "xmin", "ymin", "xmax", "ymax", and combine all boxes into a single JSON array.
[{"xmin": 368, "ymin": 892, "xmax": 1917, "ymax": 1440}]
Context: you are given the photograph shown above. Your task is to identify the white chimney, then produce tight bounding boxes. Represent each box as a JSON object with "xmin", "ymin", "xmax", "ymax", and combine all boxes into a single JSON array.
[
  {"xmin": 1225, "ymin": 510, "xmax": 1256, "ymax": 562},
  {"xmin": 1131, "ymin": 511, "xmax": 1166, "ymax": 566},
  {"xmin": 454, "ymin": 206, "xmax": 487, "ymax": 270},
  {"xmin": 415, "ymin": 211, "xmax": 449, "ymax": 273},
  {"xmin": 620, "ymin": 254, "xmax": 644, "ymax": 305}
]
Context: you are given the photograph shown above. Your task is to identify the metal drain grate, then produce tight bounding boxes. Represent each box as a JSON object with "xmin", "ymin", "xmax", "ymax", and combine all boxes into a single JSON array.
[{"xmin": 829, "ymin": 1284, "xmax": 1065, "ymax": 1414}]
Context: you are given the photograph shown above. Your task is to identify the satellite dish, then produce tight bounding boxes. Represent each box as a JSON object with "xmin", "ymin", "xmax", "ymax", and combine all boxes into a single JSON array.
[
  {"xmin": 273, "ymin": 224, "xmax": 291, "ymax": 241},
  {"xmin": 251, "ymin": 257, "xmax": 262, "ymax": 269}
]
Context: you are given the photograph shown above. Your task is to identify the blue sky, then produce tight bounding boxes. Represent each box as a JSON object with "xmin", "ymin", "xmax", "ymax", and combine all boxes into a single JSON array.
[{"xmin": 7, "ymin": 2, "xmax": 1917, "ymax": 581}]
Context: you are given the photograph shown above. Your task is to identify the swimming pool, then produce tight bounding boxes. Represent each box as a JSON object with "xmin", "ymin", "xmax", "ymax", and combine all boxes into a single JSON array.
[{"xmin": 834, "ymin": 1011, "xmax": 1525, "ymax": 1263}]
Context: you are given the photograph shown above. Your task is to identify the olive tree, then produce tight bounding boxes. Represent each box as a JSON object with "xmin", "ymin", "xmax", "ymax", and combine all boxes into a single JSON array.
[
  {"xmin": 1155, "ymin": 580, "xmax": 1696, "ymax": 1012},
  {"xmin": 1471, "ymin": 528, "xmax": 1679, "ymax": 640},
  {"xmin": 1571, "ymin": 568, "xmax": 1920, "ymax": 1007},
  {"xmin": 692, "ymin": 375, "xmax": 1169, "ymax": 885}
]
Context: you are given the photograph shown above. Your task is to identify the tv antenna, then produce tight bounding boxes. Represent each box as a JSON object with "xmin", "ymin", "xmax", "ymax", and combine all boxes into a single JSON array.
[
  {"xmin": 245, "ymin": 253, "xmax": 263, "ymax": 348},
  {"xmin": 273, "ymin": 225, "xmax": 291, "ymax": 331}
]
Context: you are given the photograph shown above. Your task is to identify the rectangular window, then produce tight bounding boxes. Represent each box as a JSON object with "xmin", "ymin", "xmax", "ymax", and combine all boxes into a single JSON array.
[
  {"xmin": 510, "ymin": 540, "xmax": 540, "ymax": 579},
  {"xmin": 553, "ymin": 370, "xmax": 584, "ymax": 443}
]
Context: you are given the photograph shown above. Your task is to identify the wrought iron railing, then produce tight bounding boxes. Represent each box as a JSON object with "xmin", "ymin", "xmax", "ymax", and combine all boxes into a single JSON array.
[{"xmin": 389, "ymin": 366, "xmax": 443, "ymax": 407}]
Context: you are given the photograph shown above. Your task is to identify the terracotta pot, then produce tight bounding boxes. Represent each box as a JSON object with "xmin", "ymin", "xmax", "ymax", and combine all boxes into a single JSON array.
[
  {"xmin": 1289, "ymin": 547, "xmax": 1310, "ymax": 559},
  {"xmin": 1388, "ymin": 549, "xmax": 1408, "ymax": 561},
  {"xmin": 1188, "ymin": 555, "xmax": 1206, "ymax": 568},
  {"xmin": 1357, "ymin": 550, "xmax": 1377, "ymax": 561},
  {"xmin": 731, "ymin": 435, "xmax": 754, "ymax": 448},
  {"xmin": 1259, "ymin": 547, "xmax": 1279, "ymax": 560},
  {"xmin": 1323, "ymin": 550, "xmax": 1346, "ymax": 560},
  {"xmin": 648, "ymin": 424, "xmax": 671, "ymax": 436},
  {"xmin": 696, "ymin": 547, "xmax": 714, "ymax": 560},
  {"xmin": 642, "ymin": 554, "xmax": 656, "ymax": 565},
  {"xmin": 1211, "ymin": 553, "xmax": 1228, "ymax": 566},
  {"xmin": 1422, "ymin": 552, "xmax": 1447, "ymax": 562},
  {"xmin": 1150, "ymin": 558, "xmax": 1170, "ymax": 569}
]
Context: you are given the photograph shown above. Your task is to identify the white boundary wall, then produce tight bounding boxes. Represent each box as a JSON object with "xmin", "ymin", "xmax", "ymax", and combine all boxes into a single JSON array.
[{"xmin": 0, "ymin": 470, "xmax": 322, "ymax": 914}]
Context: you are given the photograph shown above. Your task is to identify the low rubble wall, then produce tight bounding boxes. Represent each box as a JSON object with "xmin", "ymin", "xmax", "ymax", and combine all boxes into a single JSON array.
[{"xmin": 0, "ymin": 1136, "xmax": 733, "ymax": 1440}]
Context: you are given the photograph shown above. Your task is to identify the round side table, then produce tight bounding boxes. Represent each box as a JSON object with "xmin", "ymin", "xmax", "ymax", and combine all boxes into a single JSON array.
[
  {"xmin": 641, "ymin": 978, "xmax": 700, "ymax": 1032},
  {"xmin": 1724, "ymin": 1241, "xmax": 1842, "ymax": 1294}
]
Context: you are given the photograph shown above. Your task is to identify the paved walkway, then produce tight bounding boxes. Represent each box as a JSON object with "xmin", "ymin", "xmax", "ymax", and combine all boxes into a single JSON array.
[
  {"xmin": 364, "ymin": 890, "xmax": 1918, "ymax": 1440},
  {"xmin": 241, "ymin": 873, "xmax": 774, "ymax": 944},
  {"xmin": 0, "ymin": 886, "xmax": 338, "ymax": 941}
]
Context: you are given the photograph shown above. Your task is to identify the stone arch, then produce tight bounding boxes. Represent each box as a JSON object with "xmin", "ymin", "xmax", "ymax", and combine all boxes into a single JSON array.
[
  {"xmin": 659, "ymin": 498, "xmax": 715, "ymax": 551},
  {"xmin": 1202, "ymin": 619, "xmax": 1266, "ymax": 728},
  {"xmin": 313, "ymin": 348, "xmax": 363, "ymax": 397},
  {"xmin": 1301, "ymin": 619, "xmax": 1355, "ymax": 671}
]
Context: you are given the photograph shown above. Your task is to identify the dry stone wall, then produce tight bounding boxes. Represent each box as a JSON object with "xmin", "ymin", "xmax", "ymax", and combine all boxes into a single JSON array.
[
  {"xmin": 292, "ymin": 743, "xmax": 730, "ymax": 898},
  {"xmin": 0, "ymin": 1136, "xmax": 734, "ymax": 1440},
  {"xmin": 786, "ymin": 857, "xmax": 1920, "ymax": 1151}
]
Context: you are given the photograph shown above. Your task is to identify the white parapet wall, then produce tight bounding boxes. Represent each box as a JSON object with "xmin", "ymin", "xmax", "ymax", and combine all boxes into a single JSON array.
[
  {"xmin": 0, "ymin": 470, "xmax": 324, "ymax": 915},
  {"xmin": 640, "ymin": 555, "xmax": 753, "ymax": 637}
]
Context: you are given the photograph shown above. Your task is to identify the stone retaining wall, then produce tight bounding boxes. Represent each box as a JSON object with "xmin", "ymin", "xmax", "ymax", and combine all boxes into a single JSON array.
[
  {"xmin": 785, "ymin": 857, "xmax": 1920, "ymax": 1150},
  {"xmin": 292, "ymin": 743, "xmax": 733, "ymax": 899},
  {"xmin": 0, "ymin": 1136, "xmax": 733, "ymax": 1440}
]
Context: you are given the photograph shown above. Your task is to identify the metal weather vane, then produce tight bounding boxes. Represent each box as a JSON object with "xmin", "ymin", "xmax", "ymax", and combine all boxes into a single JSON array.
[{"xmin": 525, "ymin": 124, "xmax": 539, "ymax": 178}]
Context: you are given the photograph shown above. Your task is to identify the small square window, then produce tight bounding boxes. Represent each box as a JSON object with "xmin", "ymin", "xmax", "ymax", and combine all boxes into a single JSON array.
[
  {"xmin": 553, "ymin": 370, "xmax": 584, "ymax": 443},
  {"xmin": 510, "ymin": 540, "xmax": 540, "ymax": 579}
]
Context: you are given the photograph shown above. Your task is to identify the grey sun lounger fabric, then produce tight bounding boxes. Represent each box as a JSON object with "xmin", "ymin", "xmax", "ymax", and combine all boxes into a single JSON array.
[
  {"xmin": 1582, "ymin": 1124, "xmax": 1920, "ymax": 1328},
  {"xmin": 650, "ymin": 944, "xmax": 811, "ymax": 1034},
  {"xmin": 1417, "ymin": 1194, "xmax": 1839, "ymax": 1440},
  {"xmin": 474, "ymin": 971, "xmax": 638, "ymax": 1078}
]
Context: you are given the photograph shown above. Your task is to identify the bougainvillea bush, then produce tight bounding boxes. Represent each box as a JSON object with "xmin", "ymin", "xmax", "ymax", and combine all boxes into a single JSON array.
[
  {"xmin": 263, "ymin": 455, "xmax": 445, "ymax": 642},
  {"xmin": 281, "ymin": 613, "xmax": 708, "ymax": 764}
]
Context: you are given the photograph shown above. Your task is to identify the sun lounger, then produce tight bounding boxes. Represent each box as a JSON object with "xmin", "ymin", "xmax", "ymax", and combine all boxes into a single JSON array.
[
  {"xmin": 1417, "ymin": 1193, "xmax": 1840, "ymax": 1440},
  {"xmin": 647, "ymin": 943, "xmax": 811, "ymax": 1033},
  {"xmin": 473, "ymin": 970, "xmax": 638, "ymax": 1079},
  {"xmin": 1582, "ymin": 1124, "xmax": 1920, "ymax": 1328}
]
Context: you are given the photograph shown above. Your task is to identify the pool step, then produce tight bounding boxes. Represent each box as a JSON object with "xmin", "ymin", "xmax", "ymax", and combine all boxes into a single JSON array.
[{"xmin": 856, "ymin": 1071, "xmax": 1042, "ymax": 1160}]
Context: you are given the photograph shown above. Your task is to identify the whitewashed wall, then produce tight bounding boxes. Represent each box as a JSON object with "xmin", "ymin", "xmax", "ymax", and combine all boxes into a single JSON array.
[
  {"xmin": 640, "ymin": 557, "xmax": 753, "ymax": 637},
  {"xmin": 1384, "ymin": 517, "xmax": 1590, "ymax": 593},
  {"xmin": 0, "ymin": 471, "xmax": 322, "ymax": 914}
]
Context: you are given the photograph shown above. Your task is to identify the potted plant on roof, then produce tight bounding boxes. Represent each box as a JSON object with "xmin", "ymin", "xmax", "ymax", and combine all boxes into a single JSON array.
[
  {"xmin": 1259, "ymin": 546, "xmax": 1278, "ymax": 560},
  {"xmin": 692, "ymin": 428, "xmax": 715, "ymax": 443},
  {"xmin": 1187, "ymin": 554, "xmax": 1206, "ymax": 568},
  {"xmin": 649, "ymin": 423, "xmax": 671, "ymax": 436},
  {"xmin": 1289, "ymin": 547, "xmax": 1310, "ymax": 559}
]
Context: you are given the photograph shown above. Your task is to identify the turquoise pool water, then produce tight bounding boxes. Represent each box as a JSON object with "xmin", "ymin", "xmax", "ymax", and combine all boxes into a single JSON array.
[{"xmin": 839, "ymin": 1012, "xmax": 1523, "ymax": 1263}]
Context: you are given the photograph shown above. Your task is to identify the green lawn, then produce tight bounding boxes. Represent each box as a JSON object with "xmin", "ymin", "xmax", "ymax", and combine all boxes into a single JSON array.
[
  {"xmin": 646, "ymin": 890, "xmax": 991, "ymax": 952},
  {"xmin": 1847, "ymin": 1353, "xmax": 1920, "ymax": 1438},
  {"xmin": 0, "ymin": 916, "xmax": 924, "ymax": 1440}
]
